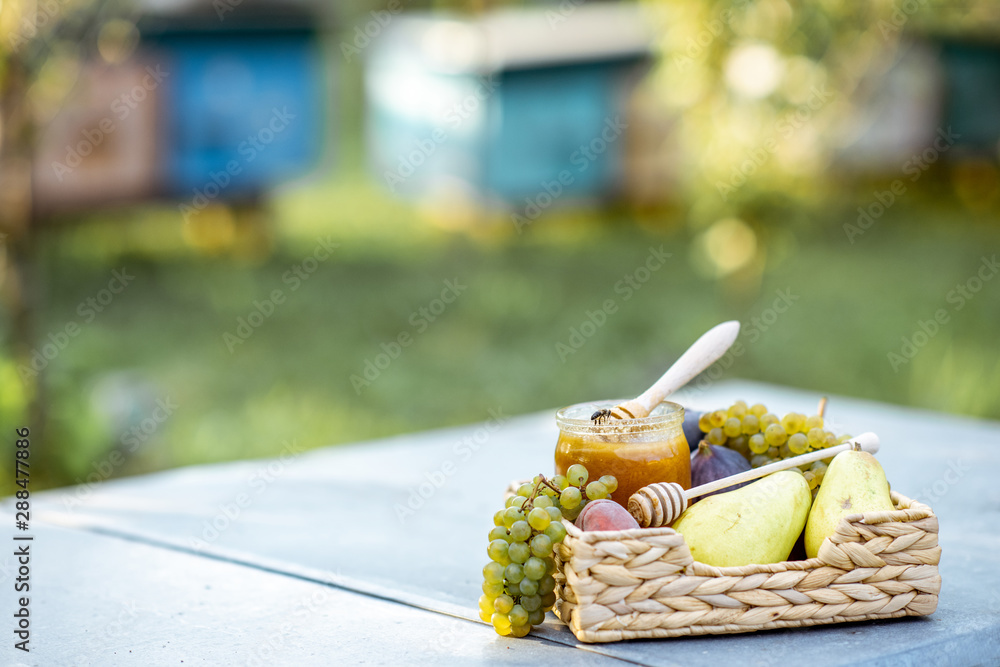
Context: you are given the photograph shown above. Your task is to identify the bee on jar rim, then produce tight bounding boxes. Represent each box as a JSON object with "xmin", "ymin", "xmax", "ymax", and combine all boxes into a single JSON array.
[{"xmin": 590, "ymin": 409, "xmax": 613, "ymax": 424}]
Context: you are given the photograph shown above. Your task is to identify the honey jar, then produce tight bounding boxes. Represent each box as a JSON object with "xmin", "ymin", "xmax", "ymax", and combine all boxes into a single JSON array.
[{"xmin": 555, "ymin": 400, "xmax": 690, "ymax": 509}]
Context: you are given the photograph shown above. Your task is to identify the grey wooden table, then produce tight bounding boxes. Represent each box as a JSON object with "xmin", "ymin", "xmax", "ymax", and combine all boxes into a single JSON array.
[{"xmin": 3, "ymin": 380, "xmax": 999, "ymax": 666}]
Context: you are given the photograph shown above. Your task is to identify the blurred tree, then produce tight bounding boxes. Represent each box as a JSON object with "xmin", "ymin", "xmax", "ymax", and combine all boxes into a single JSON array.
[{"xmin": 0, "ymin": 0, "xmax": 126, "ymax": 485}]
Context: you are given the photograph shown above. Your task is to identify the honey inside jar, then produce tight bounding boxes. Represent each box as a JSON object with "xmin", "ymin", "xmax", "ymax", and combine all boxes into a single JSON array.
[{"xmin": 555, "ymin": 401, "xmax": 690, "ymax": 509}]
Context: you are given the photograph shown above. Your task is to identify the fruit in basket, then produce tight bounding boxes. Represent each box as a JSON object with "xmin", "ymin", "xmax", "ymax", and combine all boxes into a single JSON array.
[
  {"xmin": 804, "ymin": 451, "xmax": 894, "ymax": 558},
  {"xmin": 690, "ymin": 441, "xmax": 752, "ymax": 496},
  {"xmin": 672, "ymin": 471, "xmax": 811, "ymax": 567},
  {"xmin": 482, "ymin": 468, "xmax": 616, "ymax": 636},
  {"xmin": 575, "ymin": 499, "xmax": 640, "ymax": 531}
]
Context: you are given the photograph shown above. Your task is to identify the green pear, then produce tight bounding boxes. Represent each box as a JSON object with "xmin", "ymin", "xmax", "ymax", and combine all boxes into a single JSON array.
[
  {"xmin": 805, "ymin": 451, "xmax": 895, "ymax": 558},
  {"xmin": 672, "ymin": 471, "xmax": 811, "ymax": 567}
]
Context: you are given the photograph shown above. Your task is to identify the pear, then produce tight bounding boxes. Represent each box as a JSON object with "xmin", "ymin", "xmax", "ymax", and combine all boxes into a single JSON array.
[
  {"xmin": 672, "ymin": 471, "xmax": 811, "ymax": 567},
  {"xmin": 805, "ymin": 451, "xmax": 895, "ymax": 558}
]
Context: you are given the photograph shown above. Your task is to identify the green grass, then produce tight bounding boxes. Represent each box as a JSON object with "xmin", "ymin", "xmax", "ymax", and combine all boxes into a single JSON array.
[{"xmin": 2, "ymin": 175, "xmax": 999, "ymax": 493}]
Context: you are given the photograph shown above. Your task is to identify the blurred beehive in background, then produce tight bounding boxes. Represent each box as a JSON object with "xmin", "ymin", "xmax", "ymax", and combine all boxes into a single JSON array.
[
  {"xmin": 32, "ymin": 0, "xmax": 328, "ymax": 217},
  {"xmin": 364, "ymin": 2, "xmax": 653, "ymax": 217}
]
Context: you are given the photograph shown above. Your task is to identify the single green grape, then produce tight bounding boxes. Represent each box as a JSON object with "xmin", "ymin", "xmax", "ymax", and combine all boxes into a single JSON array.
[
  {"xmin": 560, "ymin": 486, "xmax": 582, "ymax": 509},
  {"xmin": 508, "ymin": 542, "xmax": 530, "ymax": 563},
  {"xmin": 479, "ymin": 594, "xmax": 495, "ymax": 613},
  {"xmin": 561, "ymin": 504, "xmax": 581, "ymax": 522},
  {"xmin": 479, "ymin": 609, "xmax": 492, "ymax": 623},
  {"xmin": 508, "ymin": 496, "xmax": 527, "ymax": 511},
  {"xmin": 741, "ymin": 414, "xmax": 760, "ymax": 435},
  {"xmin": 788, "ymin": 432, "xmax": 809, "ymax": 455},
  {"xmin": 518, "ymin": 577, "xmax": 539, "ymax": 595},
  {"xmin": 491, "ymin": 612, "xmax": 512, "ymax": 635},
  {"xmin": 750, "ymin": 454, "xmax": 770, "ymax": 467},
  {"xmin": 824, "ymin": 432, "xmax": 838, "ymax": 448},
  {"xmin": 837, "ymin": 433, "xmax": 853, "ymax": 444},
  {"xmin": 728, "ymin": 435, "xmax": 749, "ymax": 456},
  {"xmin": 566, "ymin": 464, "xmax": 588, "ymax": 486},
  {"xmin": 807, "ymin": 427, "xmax": 825, "ymax": 447},
  {"xmin": 509, "ymin": 604, "xmax": 529, "ymax": 626},
  {"xmin": 541, "ymin": 592, "xmax": 557, "ymax": 610},
  {"xmin": 538, "ymin": 574, "xmax": 556, "ymax": 595},
  {"xmin": 504, "ymin": 563, "xmax": 524, "ymax": 584},
  {"xmin": 530, "ymin": 534, "xmax": 553, "ymax": 558},
  {"xmin": 767, "ymin": 446, "xmax": 780, "ymax": 459},
  {"xmin": 545, "ymin": 506, "xmax": 562, "ymax": 522},
  {"xmin": 488, "ymin": 525, "xmax": 510, "ymax": 543},
  {"xmin": 503, "ymin": 507, "xmax": 525, "ymax": 528},
  {"xmin": 803, "ymin": 470, "xmax": 818, "ymax": 489},
  {"xmin": 552, "ymin": 474, "xmax": 569, "ymax": 490},
  {"xmin": 707, "ymin": 427, "xmax": 725, "ymax": 445},
  {"xmin": 779, "ymin": 412, "xmax": 801, "ymax": 434},
  {"xmin": 521, "ymin": 595, "xmax": 542, "ymax": 612},
  {"xmin": 544, "ymin": 521, "xmax": 567, "ymax": 544},
  {"xmin": 509, "ymin": 521, "xmax": 531, "ymax": 542},
  {"xmin": 533, "ymin": 495, "xmax": 553, "ymax": 509},
  {"xmin": 708, "ymin": 410, "xmax": 727, "ymax": 428},
  {"xmin": 764, "ymin": 423, "xmax": 788, "ymax": 446},
  {"xmin": 599, "ymin": 475, "xmax": 618, "ymax": 493},
  {"xmin": 750, "ymin": 403, "xmax": 768, "ymax": 417},
  {"xmin": 482, "ymin": 581, "xmax": 504, "ymax": 597},
  {"xmin": 748, "ymin": 433, "xmax": 768, "ymax": 454},
  {"xmin": 484, "ymin": 561, "xmax": 505, "ymax": 584},
  {"xmin": 804, "ymin": 414, "xmax": 824, "ymax": 431},
  {"xmin": 723, "ymin": 417, "xmax": 742, "ymax": 438},
  {"xmin": 517, "ymin": 483, "xmax": 534, "ymax": 497},
  {"xmin": 698, "ymin": 412, "xmax": 713, "ymax": 432},
  {"xmin": 494, "ymin": 594, "xmax": 514, "ymax": 614},
  {"xmin": 727, "ymin": 403, "xmax": 747, "ymax": 420},
  {"xmin": 528, "ymin": 507, "xmax": 551, "ymax": 531},
  {"xmin": 528, "ymin": 609, "xmax": 545, "ymax": 626},
  {"xmin": 523, "ymin": 557, "xmax": 546, "ymax": 580},
  {"xmin": 487, "ymin": 539, "xmax": 509, "ymax": 563},
  {"xmin": 760, "ymin": 412, "xmax": 780, "ymax": 428},
  {"xmin": 778, "ymin": 444, "xmax": 791, "ymax": 459},
  {"xmin": 509, "ymin": 622, "xmax": 531, "ymax": 638},
  {"xmin": 585, "ymin": 481, "xmax": 608, "ymax": 500},
  {"xmin": 493, "ymin": 510, "xmax": 505, "ymax": 526}
]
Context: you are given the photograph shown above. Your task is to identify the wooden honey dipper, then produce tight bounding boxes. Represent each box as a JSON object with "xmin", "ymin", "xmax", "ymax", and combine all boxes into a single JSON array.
[
  {"xmin": 591, "ymin": 321, "xmax": 741, "ymax": 423},
  {"xmin": 628, "ymin": 432, "xmax": 880, "ymax": 527}
]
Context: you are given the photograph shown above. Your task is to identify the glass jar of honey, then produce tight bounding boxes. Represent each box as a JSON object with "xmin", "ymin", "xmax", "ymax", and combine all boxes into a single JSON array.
[{"xmin": 555, "ymin": 400, "xmax": 690, "ymax": 509}]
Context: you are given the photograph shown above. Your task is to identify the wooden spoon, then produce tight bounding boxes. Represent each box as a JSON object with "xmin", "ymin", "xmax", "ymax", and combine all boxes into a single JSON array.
[
  {"xmin": 628, "ymin": 432, "xmax": 881, "ymax": 527},
  {"xmin": 593, "ymin": 320, "xmax": 741, "ymax": 422}
]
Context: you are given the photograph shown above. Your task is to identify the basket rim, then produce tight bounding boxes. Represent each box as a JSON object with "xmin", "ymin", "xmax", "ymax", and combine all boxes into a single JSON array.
[{"xmin": 559, "ymin": 490, "xmax": 937, "ymax": 574}]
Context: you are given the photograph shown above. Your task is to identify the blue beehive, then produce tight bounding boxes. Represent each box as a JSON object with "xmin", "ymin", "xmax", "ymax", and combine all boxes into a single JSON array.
[
  {"xmin": 139, "ymin": 4, "xmax": 324, "ymax": 200},
  {"xmin": 365, "ymin": 4, "xmax": 650, "ymax": 210}
]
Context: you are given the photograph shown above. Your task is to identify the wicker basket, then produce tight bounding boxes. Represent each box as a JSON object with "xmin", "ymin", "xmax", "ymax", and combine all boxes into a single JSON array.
[{"xmin": 552, "ymin": 491, "xmax": 940, "ymax": 643}]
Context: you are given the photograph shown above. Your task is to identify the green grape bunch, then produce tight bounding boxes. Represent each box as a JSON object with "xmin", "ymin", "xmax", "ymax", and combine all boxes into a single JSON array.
[
  {"xmin": 695, "ymin": 399, "xmax": 851, "ymax": 492},
  {"xmin": 480, "ymin": 465, "xmax": 616, "ymax": 637}
]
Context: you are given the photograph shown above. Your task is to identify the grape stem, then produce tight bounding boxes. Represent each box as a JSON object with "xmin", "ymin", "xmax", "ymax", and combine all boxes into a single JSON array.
[
  {"xmin": 817, "ymin": 396, "xmax": 828, "ymax": 419},
  {"xmin": 526, "ymin": 475, "xmax": 588, "ymax": 514}
]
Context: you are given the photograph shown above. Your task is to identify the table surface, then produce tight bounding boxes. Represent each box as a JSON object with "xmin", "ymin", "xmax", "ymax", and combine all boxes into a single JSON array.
[{"xmin": 4, "ymin": 380, "xmax": 1000, "ymax": 666}]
